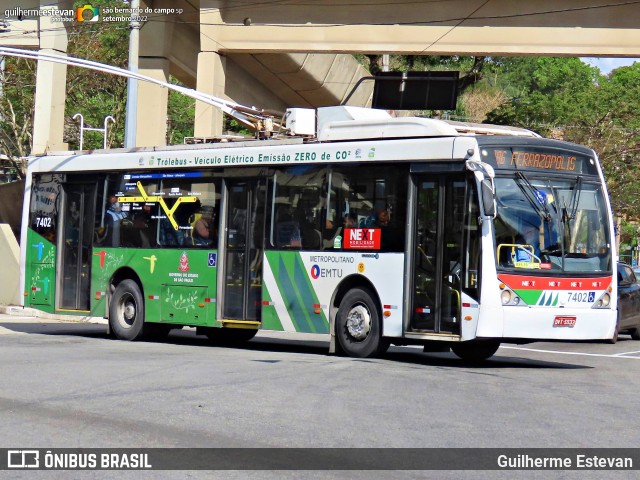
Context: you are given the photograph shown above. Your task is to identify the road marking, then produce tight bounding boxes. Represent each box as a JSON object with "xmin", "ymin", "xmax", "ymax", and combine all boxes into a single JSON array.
[
  {"xmin": 501, "ymin": 345, "xmax": 640, "ymax": 359},
  {"xmin": 614, "ymin": 350, "xmax": 640, "ymax": 356}
]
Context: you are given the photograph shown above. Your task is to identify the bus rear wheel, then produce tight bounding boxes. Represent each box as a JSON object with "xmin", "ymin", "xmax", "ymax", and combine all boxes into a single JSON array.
[
  {"xmin": 109, "ymin": 279, "xmax": 145, "ymax": 341},
  {"xmin": 450, "ymin": 340, "xmax": 500, "ymax": 362},
  {"xmin": 336, "ymin": 287, "xmax": 388, "ymax": 358}
]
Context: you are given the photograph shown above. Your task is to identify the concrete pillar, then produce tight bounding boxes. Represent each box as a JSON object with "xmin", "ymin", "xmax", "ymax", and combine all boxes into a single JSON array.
[
  {"xmin": 136, "ymin": 57, "xmax": 170, "ymax": 147},
  {"xmin": 31, "ymin": 4, "xmax": 70, "ymax": 154},
  {"xmin": 195, "ymin": 1, "xmax": 225, "ymax": 137},
  {"xmin": 194, "ymin": 51, "xmax": 226, "ymax": 138}
]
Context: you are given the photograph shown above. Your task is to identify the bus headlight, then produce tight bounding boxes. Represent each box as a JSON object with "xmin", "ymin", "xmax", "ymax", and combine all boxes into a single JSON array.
[
  {"xmin": 501, "ymin": 290, "xmax": 512, "ymax": 305},
  {"xmin": 501, "ymin": 289, "xmax": 524, "ymax": 306},
  {"xmin": 593, "ymin": 292, "xmax": 611, "ymax": 308}
]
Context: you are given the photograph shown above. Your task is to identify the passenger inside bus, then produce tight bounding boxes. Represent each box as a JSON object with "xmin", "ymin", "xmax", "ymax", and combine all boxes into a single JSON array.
[
  {"xmin": 374, "ymin": 206, "xmax": 390, "ymax": 227},
  {"xmin": 104, "ymin": 195, "xmax": 127, "ymax": 247},
  {"xmin": 343, "ymin": 212, "xmax": 358, "ymax": 229},
  {"xmin": 514, "ymin": 214, "xmax": 542, "ymax": 262},
  {"xmin": 192, "ymin": 205, "xmax": 217, "ymax": 246},
  {"xmin": 296, "ymin": 206, "xmax": 322, "ymax": 249}
]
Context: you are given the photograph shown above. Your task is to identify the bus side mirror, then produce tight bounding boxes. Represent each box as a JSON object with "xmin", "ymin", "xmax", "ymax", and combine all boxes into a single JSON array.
[{"xmin": 481, "ymin": 179, "xmax": 496, "ymax": 217}]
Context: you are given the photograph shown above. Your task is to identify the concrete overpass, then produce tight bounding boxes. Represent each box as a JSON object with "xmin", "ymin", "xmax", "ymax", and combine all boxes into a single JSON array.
[{"xmin": 1, "ymin": 0, "xmax": 640, "ymax": 153}]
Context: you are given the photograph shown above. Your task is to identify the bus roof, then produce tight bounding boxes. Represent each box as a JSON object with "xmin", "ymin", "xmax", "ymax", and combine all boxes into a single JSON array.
[{"xmin": 36, "ymin": 107, "xmax": 545, "ymax": 159}]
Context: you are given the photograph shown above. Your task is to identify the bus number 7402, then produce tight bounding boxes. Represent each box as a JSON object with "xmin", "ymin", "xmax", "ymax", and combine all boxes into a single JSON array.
[
  {"xmin": 35, "ymin": 217, "xmax": 52, "ymax": 228},
  {"xmin": 567, "ymin": 292, "xmax": 596, "ymax": 303}
]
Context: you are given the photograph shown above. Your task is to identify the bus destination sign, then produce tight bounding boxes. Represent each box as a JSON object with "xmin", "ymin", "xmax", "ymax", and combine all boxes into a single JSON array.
[{"xmin": 483, "ymin": 148, "xmax": 598, "ymax": 175}]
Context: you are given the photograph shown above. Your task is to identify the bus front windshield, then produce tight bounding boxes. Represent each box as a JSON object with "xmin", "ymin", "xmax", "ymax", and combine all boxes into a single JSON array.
[{"xmin": 494, "ymin": 174, "xmax": 611, "ymax": 274}]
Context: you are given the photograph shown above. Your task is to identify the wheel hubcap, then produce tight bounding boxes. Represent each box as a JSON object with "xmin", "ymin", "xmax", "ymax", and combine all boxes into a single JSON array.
[
  {"xmin": 345, "ymin": 304, "xmax": 371, "ymax": 341},
  {"xmin": 118, "ymin": 294, "xmax": 136, "ymax": 328}
]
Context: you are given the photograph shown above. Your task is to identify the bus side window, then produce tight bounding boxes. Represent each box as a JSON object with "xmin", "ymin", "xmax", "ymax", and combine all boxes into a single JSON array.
[{"xmin": 275, "ymin": 207, "xmax": 300, "ymax": 248}]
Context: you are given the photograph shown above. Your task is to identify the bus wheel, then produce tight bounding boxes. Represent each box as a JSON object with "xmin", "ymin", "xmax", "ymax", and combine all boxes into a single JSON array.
[
  {"xmin": 109, "ymin": 280, "xmax": 145, "ymax": 341},
  {"xmin": 450, "ymin": 340, "xmax": 500, "ymax": 362},
  {"xmin": 205, "ymin": 328, "xmax": 257, "ymax": 345},
  {"xmin": 336, "ymin": 288, "xmax": 387, "ymax": 358}
]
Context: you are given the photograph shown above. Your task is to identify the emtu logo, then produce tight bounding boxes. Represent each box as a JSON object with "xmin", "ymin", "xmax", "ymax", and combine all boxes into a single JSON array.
[
  {"xmin": 76, "ymin": 4, "xmax": 99, "ymax": 22},
  {"xmin": 310, "ymin": 264, "xmax": 320, "ymax": 279}
]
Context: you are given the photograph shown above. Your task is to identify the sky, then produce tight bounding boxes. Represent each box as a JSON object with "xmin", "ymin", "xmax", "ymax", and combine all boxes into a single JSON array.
[{"xmin": 580, "ymin": 57, "xmax": 639, "ymax": 74}]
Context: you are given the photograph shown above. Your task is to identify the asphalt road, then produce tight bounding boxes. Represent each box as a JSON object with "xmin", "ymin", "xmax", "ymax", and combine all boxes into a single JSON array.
[{"xmin": 1, "ymin": 312, "xmax": 639, "ymax": 479}]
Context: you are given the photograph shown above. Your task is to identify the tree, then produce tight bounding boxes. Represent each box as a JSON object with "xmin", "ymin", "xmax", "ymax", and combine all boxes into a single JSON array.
[
  {"xmin": 485, "ymin": 57, "xmax": 601, "ymax": 134},
  {"xmin": 0, "ymin": 57, "xmax": 34, "ymax": 178},
  {"xmin": 558, "ymin": 64, "xmax": 640, "ymax": 220},
  {"xmin": 65, "ymin": 0, "xmax": 129, "ymax": 149}
]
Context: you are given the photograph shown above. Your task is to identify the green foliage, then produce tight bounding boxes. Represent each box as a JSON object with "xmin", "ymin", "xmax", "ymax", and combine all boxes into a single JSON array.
[
  {"xmin": 485, "ymin": 57, "xmax": 601, "ymax": 133},
  {"xmin": 65, "ymin": 0, "xmax": 129, "ymax": 149},
  {"xmin": 1, "ymin": 0, "xmax": 196, "ymax": 153},
  {"xmin": 167, "ymin": 78, "xmax": 195, "ymax": 145},
  {"xmin": 0, "ymin": 57, "xmax": 36, "ymax": 177}
]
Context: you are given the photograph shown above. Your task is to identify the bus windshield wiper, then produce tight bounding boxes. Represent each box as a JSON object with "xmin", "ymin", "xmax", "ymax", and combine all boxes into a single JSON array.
[
  {"xmin": 514, "ymin": 171, "xmax": 551, "ymax": 222},
  {"xmin": 562, "ymin": 175, "xmax": 582, "ymax": 223}
]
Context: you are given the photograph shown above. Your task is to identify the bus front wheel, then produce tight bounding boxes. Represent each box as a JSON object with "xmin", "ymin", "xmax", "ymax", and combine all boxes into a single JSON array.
[
  {"xmin": 450, "ymin": 340, "xmax": 500, "ymax": 362},
  {"xmin": 336, "ymin": 288, "xmax": 388, "ymax": 358},
  {"xmin": 109, "ymin": 280, "xmax": 145, "ymax": 341}
]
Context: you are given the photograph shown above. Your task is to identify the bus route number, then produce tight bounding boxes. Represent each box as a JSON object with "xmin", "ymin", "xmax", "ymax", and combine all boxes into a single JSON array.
[
  {"xmin": 36, "ymin": 217, "xmax": 52, "ymax": 228},
  {"xmin": 567, "ymin": 291, "xmax": 595, "ymax": 303}
]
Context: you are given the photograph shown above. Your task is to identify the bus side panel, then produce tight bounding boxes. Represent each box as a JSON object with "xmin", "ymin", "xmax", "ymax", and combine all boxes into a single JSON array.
[
  {"xmin": 24, "ymin": 230, "xmax": 56, "ymax": 311},
  {"xmin": 261, "ymin": 251, "xmax": 404, "ymax": 337},
  {"xmin": 91, "ymin": 247, "xmax": 218, "ymax": 326},
  {"xmin": 262, "ymin": 251, "xmax": 330, "ymax": 333}
]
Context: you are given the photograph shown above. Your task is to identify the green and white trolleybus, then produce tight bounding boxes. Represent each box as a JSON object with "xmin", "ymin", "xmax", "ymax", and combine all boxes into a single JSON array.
[{"xmin": 20, "ymin": 106, "xmax": 618, "ymax": 360}]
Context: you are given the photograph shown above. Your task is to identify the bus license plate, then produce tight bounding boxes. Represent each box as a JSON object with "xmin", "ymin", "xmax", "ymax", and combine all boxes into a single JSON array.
[{"xmin": 554, "ymin": 316, "xmax": 577, "ymax": 327}]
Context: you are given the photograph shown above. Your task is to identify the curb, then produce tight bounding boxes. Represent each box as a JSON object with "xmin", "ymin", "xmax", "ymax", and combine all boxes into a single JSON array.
[{"xmin": 0, "ymin": 305, "xmax": 106, "ymax": 324}]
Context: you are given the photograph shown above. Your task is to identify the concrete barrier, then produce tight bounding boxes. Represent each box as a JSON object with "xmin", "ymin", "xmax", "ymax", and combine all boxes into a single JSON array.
[{"xmin": 0, "ymin": 223, "xmax": 20, "ymax": 305}]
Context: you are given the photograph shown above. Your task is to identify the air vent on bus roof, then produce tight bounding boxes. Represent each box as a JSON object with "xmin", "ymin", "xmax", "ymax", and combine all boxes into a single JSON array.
[
  {"xmin": 443, "ymin": 120, "xmax": 540, "ymax": 137},
  {"xmin": 315, "ymin": 106, "xmax": 458, "ymax": 141}
]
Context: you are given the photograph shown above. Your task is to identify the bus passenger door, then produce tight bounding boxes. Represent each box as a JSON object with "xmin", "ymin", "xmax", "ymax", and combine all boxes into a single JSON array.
[
  {"xmin": 57, "ymin": 183, "xmax": 96, "ymax": 311},
  {"xmin": 411, "ymin": 175, "xmax": 464, "ymax": 334},
  {"xmin": 221, "ymin": 179, "xmax": 266, "ymax": 323}
]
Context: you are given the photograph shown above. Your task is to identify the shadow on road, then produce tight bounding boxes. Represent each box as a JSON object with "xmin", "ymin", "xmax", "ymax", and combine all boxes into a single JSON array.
[{"xmin": 1, "ymin": 321, "xmax": 592, "ymax": 370}]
